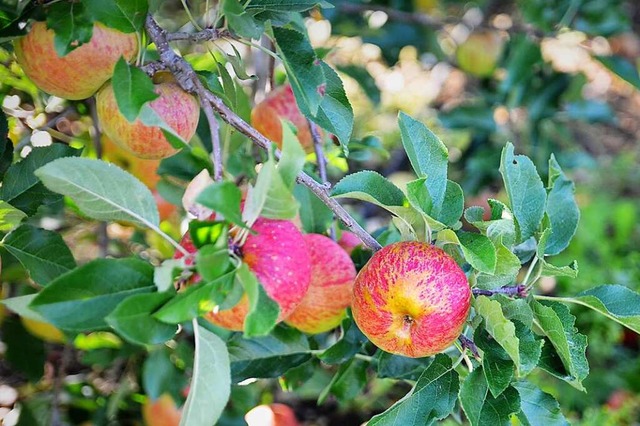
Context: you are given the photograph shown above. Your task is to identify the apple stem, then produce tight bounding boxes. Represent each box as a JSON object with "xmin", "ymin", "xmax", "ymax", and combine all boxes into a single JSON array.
[
  {"xmin": 472, "ymin": 284, "xmax": 527, "ymax": 298},
  {"xmin": 144, "ymin": 15, "xmax": 383, "ymax": 252},
  {"xmin": 307, "ymin": 118, "xmax": 337, "ymax": 241},
  {"xmin": 457, "ymin": 335, "xmax": 480, "ymax": 359}
]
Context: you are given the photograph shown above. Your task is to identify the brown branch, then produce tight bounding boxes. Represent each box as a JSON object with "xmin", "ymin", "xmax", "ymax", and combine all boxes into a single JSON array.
[
  {"xmin": 307, "ymin": 118, "xmax": 336, "ymax": 241},
  {"xmin": 202, "ymin": 97, "xmax": 223, "ymax": 181},
  {"xmin": 144, "ymin": 14, "xmax": 382, "ymax": 251},
  {"xmin": 140, "ymin": 60, "xmax": 167, "ymax": 76},
  {"xmin": 166, "ymin": 28, "xmax": 231, "ymax": 42}
]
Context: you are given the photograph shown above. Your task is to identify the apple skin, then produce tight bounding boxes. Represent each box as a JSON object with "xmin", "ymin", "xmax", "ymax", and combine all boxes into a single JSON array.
[
  {"xmin": 142, "ymin": 394, "xmax": 181, "ymax": 426},
  {"xmin": 96, "ymin": 81, "xmax": 200, "ymax": 160},
  {"xmin": 102, "ymin": 135, "xmax": 161, "ymax": 189},
  {"xmin": 338, "ymin": 231, "xmax": 362, "ymax": 255},
  {"xmin": 456, "ymin": 31, "xmax": 504, "ymax": 78},
  {"xmin": 14, "ymin": 21, "xmax": 138, "ymax": 100},
  {"xmin": 284, "ymin": 234, "xmax": 356, "ymax": 334},
  {"xmin": 251, "ymin": 85, "xmax": 318, "ymax": 153},
  {"xmin": 245, "ymin": 403, "xmax": 300, "ymax": 426},
  {"xmin": 352, "ymin": 241, "xmax": 470, "ymax": 358}
]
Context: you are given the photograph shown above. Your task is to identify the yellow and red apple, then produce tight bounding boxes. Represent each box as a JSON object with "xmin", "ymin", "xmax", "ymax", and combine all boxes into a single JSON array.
[
  {"xmin": 251, "ymin": 85, "xmax": 319, "ymax": 153},
  {"xmin": 352, "ymin": 241, "xmax": 471, "ymax": 358},
  {"xmin": 285, "ymin": 234, "xmax": 356, "ymax": 334},
  {"xmin": 245, "ymin": 403, "xmax": 300, "ymax": 426},
  {"xmin": 142, "ymin": 394, "xmax": 181, "ymax": 426},
  {"xmin": 14, "ymin": 21, "xmax": 138, "ymax": 100},
  {"xmin": 338, "ymin": 231, "xmax": 362, "ymax": 255},
  {"xmin": 96, "ymin": 81, "xmax": 200, "ymax": 160}
]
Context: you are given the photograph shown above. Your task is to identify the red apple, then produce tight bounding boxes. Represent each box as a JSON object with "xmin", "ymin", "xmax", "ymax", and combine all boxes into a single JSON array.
[
  {"xmin": 14, "ymin": 21, "xmax": 138, "ymax": 100},
  {"xmin": 245, "ymin": 403, "xmax": 300, "ymax": 426},
  {"xmin": 175, "ymin": 218, "xmax": 311, "ymax": 331},
  {"xmin": 352, "ymin": 242, "xmax": 471, "ymax": 358},
  {"xmin": 285, "ymin": 234, "xmax": 356, "ymax": 334},
  {"xmin": 338, "ymin": 231, "xmax": 362, "ymax": 255},
  {"xmin": 142, "ymin": 394, "xmax": 181, "ymax": 426},
  {"xmin": 251, "ymin": 85, "xmax": 319, "ymax": 153},
  {"xmin": 96, "ymin": 81, "xmax": 200, "ymax": 160}
]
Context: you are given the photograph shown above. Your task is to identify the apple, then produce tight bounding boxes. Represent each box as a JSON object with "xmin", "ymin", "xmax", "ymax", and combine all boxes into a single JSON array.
[
  {"xmin": 284, "ymin": 234, "xmax": 356, "ymax": 334},
  {"xmin": 102, "ymin": 135, "xmax": 161, "ymax": 189},
  {"xmin": 96, "ymin": 80, "xmax": 200, "ymax": 160},
  {"xmin": 175, "ymin": 218, "xmax": 311, "ymax": 331},
  {"xmin": 455, "ymin": 31, "xmax": 504, "ymax": 78},
  {"xmin": 245, "ymin": 403, "xmax": 300, "ymax": 426},
  {"xmin": 352, "ymin": 241, "xmax": 471, "ymax": 358},
  {"xmin": 251, "ymin": 85, "xmax": 319, "ymax": 153},
  {"xmin": 338, "ymin": 231, "xmax": 362, "ymax": 255},
  {"xmin": 142, "ymin": 394, "xmax": 181, "ymax": 426},
  {"xmin": 14, "ymin": 21, "xmax": 138, "ymax": 100}
]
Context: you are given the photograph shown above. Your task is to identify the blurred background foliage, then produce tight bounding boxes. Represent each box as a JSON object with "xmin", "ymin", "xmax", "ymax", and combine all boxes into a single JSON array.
[{"xmin": 0, "ymin": 0, "xmax": 639, "ymax": 424}]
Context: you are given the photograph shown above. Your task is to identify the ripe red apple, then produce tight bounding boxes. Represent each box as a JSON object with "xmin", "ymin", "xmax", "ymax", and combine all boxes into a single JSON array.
[
  {"xmin": 96, "ymin": 81, "xmax": 200, "ymax": 160},
  {"xmin": 245, "ymin": 403, "xmax": 300, "ymax": 426},
  {"xmin": 175, "ymin": 218, "xmax": 311, "ymax": 331},
  {"xmin": 352, "ymin": 241, "xmax": 471, "ymax": 358},
  {"xmin": 14, "ymin": 21, "xmax": 138, "ymax": 100},
  {"xmin": 284, "ymin": 234, "xmax": 356, "ymax": 334},
  {"xmin": 251, "ymin": 85, "xmax": 319, "ymax": 153},
  {"xmin": 338, "ymin": 231, "xmax": 362, "ymax": 255},
  {"xmin": 142, "ymin": 394, "xmax": 181, "ymax": 426},
  {"xmin": 455, "ymin": 31, "xmax": 504, "ymax": 78}
]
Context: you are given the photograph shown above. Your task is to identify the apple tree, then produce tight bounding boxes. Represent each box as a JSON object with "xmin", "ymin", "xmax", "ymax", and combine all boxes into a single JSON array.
[{"xmin": 0, "ymin": 0, "xmax": 639, "ymax": 425}]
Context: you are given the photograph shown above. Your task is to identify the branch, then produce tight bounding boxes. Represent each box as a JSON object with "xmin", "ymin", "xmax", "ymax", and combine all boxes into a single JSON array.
[
  {"xmin": 140, "ymin": 60, "xmax": 167, "ymax": 76},
  {"xmin": 307, "ymin": 118, "xmax": 336, "ymax": 241},
  {"xmin": 145, "ymin": 14, "xmax": 383, "ymax": 252},
  {"xmin": 472, "ymin": 284, "xmax": 528, "ymax": 298},
  {"xmin": 166, "ymin": 28, "xmax": 231, "ymax": 42},
  {"xmin": 201, "ymin": 97, "xmax": 223, "ymax": 181}
]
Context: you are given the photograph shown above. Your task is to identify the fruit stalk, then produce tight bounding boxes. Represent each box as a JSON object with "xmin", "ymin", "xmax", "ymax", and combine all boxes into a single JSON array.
[{"xmin": 144, "ymin": 14, "xmax": 383, "ymax": 252}]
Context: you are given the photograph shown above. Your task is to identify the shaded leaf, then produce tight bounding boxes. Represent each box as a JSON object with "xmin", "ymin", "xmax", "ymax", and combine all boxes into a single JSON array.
[
  {"xmin": 595, "ymin": 55, "xmax": 640, "ymax": 89},
  {"xmin": 460, "ymin": 368, "xmax": 520, "ymax": 426},
  {"xmin": 85, "ymin": 0, "xmax": 147, "ymax": 33},
  {"xmin": 46, "ymin": 1, "xmax": 93, "ymax": 56},
  {"xmin": 238, "ymin": 263, "xmax": 280, "ymax": 337},
  {"xmin": 112, "ymin": 58, "xmax": 159, "ymax": 122},
  {"xmin": 514, "ymin": 380, "xmax": 569, "ymax": 426},
  {"xmin": 545, "ymin": 155, "xmax": 579, "ymax": 255},
  {"xmin": 0, "ymin": 201, "xmax": 26, "ymax": 232}
]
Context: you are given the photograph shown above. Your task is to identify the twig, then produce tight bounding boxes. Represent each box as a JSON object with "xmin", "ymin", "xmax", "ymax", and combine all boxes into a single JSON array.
[
  {"xmin": 472, "ymin": 284, "xmax": 528, "ymax": 298},
  {"xmin": 308, "ymin": 118, "xmax": 336, "ymax": 241},
  {"xmin": 166, "ymin": 28, "xmax": 230, "ymax": 42},
  {"xmin": 140, "ymin": 60, "xmax": 167, "ymax": 76},
  {"xmin": 144, "ymin": 14, "xmax": 383, "ymax": 252},
  {"xmin": 458, "ymin": 335, "xmax": 480, "ymax": 359},
  {"xmin": 88, "ymin": 98, "xmax": 109, "ymax": 258}
]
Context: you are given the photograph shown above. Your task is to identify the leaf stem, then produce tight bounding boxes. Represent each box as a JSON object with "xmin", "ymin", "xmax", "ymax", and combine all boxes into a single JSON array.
[{"xmin": 523, "ymin": 256, "xmax": 539, "ymax": 290}]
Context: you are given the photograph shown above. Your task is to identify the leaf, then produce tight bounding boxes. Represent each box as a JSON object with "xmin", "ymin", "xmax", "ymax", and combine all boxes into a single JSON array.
[
  {"xmin": 30, "ymin": 258, "xmax": 155, "ymax": 332},
  {"xmin": 368, "ymin": 354, "xmax": 458, "ymax": 425},
  {"xmin": 460, "ymin": 368, "xmax": 521, "ymax": 426},
  {"xmin": 246, "ymin": 0, "xmax": 332, "ymax": 12},
  {"xmin": 398, "ymin": 112, "xmax": 448, "ymax": 217},
  {"xmin": 544, "ymin": 155, "xmax": 579, "ymax": 255},
  {"xmin": 272, "ymin": 27, "xmax": 325, "ymax": 116},
  {"xmin": 377, "ymin": 352, "xmax": 433, "ymax": 381},
  {"xmin": 35, "ymin": 157, "xmax": 160, "ymax": 228},
  {"xmin": 143, "ymin": 348, "xmax": 187, "ymax": 402},
  {"xmin": 237, "ymin": 263, "xmax": 279, "ymax": 337},
  {"xmin": 438, "ymin": 180, "xmax": 464, "ymax": 226},
  {"xmin": 532, "ymin": 300, "xmax": 588, "ymax": 391},
  {"xmin": 499, "ymin": 143, "xmax": 546, "ymax": 242},
  {"xmin": 595, "ymin": 55, "xmax": 640, "ymax": 90},
  {"xmin": 196, "ymin": 246, "xmax": 232, "ymax": 282},
  {"xmin": 3, "ymin": 224, "xmax": 76, "ymax": 286},
  {"xmin": 474, "ymin": 327, "xmax": 514, "ymax": 398},
  {"xmin": 337, "ymin": 64, "xmax": 380, "ymax": 104},
  {"xmin": 46, "ymin": 1, "xmax": 94, "ymax": 56},
  {"xmin": 222, "ymin": 0, "xmax": 264, "ymax": 39},
  {"xmin": 457, "ymin": 231, "xmax": 497, "ymax": 275},
  {"xmin": 0, "ymin": 112, "xmax": 13, "ymax": 183},
  {"xmin": 293, "ymin": 183, "xmax": 333, "ymax": 234},
  {"xmin": 2, "ymin": 316, "xmax": 45, "ymax": 382},
  {"xmin": 319, "ymin": 359, "xmax": 367, "ymax": 404},
  {"xmin": 514, "ymin": 381, "xmax": 569, "ymax": 426},
  {"xmin": 196, "ymin": 181, "xmax": 245, "ymax": 227},
  {"xmin": 112, "ymin": 58, "xmax": 159, "ymax": 122},
  {"xmin": 540, "ymin": 259, "xmax": 578, "ymax": 278},
  {"xmin": 474, "ymin": 296, "xmax": 521, "ymax": 374},
  {"xmin": 332, "ymin": 170, "xmax": 405, "ymax": 207},
  {"xmin": 154, "ymin": 272, "xmax": 238, "ymax": 324},
  {"xmin": 1, "ymin": 294, "xmax": 46, "ymax": 322},
  {"xmin": 106, "ymin": 292, "xmax": 177, "ymax": 346},
  {"xmin": 84, "ymin": 0, "xmax": 148, "ymax": 33},
  {"xmin": 228, "ymin": 326, "xmax": 311, "ymax": 383},
  {"xmin": 180, "ymin": 323, "xmax": 231, "ymax": 426},
  {"xmin": 0, "ymin": 144, "xmax": 80, "ymax": 216},
  {"xmin": 0, "ymin": 201, "xmax": 26, "ymax": 232}
]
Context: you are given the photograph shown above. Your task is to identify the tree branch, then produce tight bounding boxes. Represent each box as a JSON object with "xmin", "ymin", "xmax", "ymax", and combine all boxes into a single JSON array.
[
  {"xmin": 145, "ymin": 14, "xmax": 383, "ymax": 251},
  {"xmin": 472, "ymin": 284, "xmax": 527, "ymax": 298},
  {"xmin": 201, "ymin": 97, "xmax": 223, "ymax": 181},
  {"xmin": 166, "ymin": 28, "xmax": 231, "ymax": 42},
  {"xmin": 307, "ymin": 118, "xmax": 336, "ymax": 241}
]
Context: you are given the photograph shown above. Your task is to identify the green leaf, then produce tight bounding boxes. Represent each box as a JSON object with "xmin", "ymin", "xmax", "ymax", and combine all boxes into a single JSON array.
[
  {"xmin": 514, "ymin": 381, "xmax": 569, "ymax": 426},
  {"xmin": 540, "ymin": 259, "xmax": 578, "ymax": 278},
  {"xmin": 377, "ymin": 352, "xmax": 433, "ymax": 381},
  {"xmin": 293, "ymin": 183, "xmax": 333, "ymax": 234},
  {"xmin": 477, "ymin": 237, "xmax": 521, "ymax": 289},
  {"xmin": 228, "ymin": 326, "xmax": 311, "ymax": 383},
  {"xmin": 180, "ymin": 324, "xmax": 230, "ymax": 426},
  {"xmin": 1, "ymin": 294, "xmax": 46, "ymax": 322},
  {"xmin": 278, "ymin": 122, "xmax": 306, "ymax": 189},
  {"xmin": 0, "ymin": 112, "xmax": 13, "ymax": 183},
  {"xmin": 30, "ymin": 258, "xmax": 155, "ymax": 332},
  {"xmin": 112, "ymin": 58, "xmax": 159, "ymax": 122},
  {"xmin": 319, "ymin": 359, "xmax": 367, "ymax": 404},
  {"xmin": 0, "ymin": 144, "xmax": 80, "ymax": 216},
  {"xmin": 500, "ymin": 297, "xmax": 534, "ymax": 327},
  {"xmin": 475, "ymin": 327, "xmax": 514, "ymax": 398},
  {"xmin": 138, "ymin": 103, "xmax": 190, "ymax": 149},
  {"xmin": 475, "ymin": 296, "xmax": 521, "ymax": 374},
  {"xmin": 499, "ymin": 143, "xmax": 546, "ymax": 242},
  {"xmin": 337, "ymin": 64, "xmax": 380, "ymax": 104},
  {"xmin": 196, "ymin": 181, "xmax": 245, "ymax": 227},
  {"xmin": 222, "ymin": 0, "xmax": 264, "ymax": 39},
  {"xmin": 368, "ymin": 354, "xmax": 458, "ymax": 425},
  {"xmin": 438, "ymin": 180, "xmax": 464, "ymax": 226},
  {"xmin": 460, "ymin": 368, "xmax": 521, "ymax": 426},
  {"xmin": 3, "ymin": 224, "xmax": 76, "ymax": 286},
  {"xmin": 332, "ymin": 170, "xmax": 405, "ymax": 207},
  {"xmin": 458, "ymin": 231, "xmax": 497, "ymax": 275},
  {"xmin": 2, "ymin": 316, "xmax": 45, "ymax": 382},
  {"xmin": 238, "ymin": 263, "xmax": 280, "ymax": 337},
  {"xmin": 84, "ymin": 0, "xmax": 148, "ymax": 33},
  {"xmin": 106, "ymin": 292, "xmax": 177, "ymax": 346},
  {"xmin": 513, "ymin": 320, "xmax": 543, "ymax": 376},
  {"xmin": 0, "ymin": 201, "xmax": 26, "ymax": 232},
  {"xmin": 545, "ymin": 155, "xmax": 579, "ymax": 255},
  {"xmin": 272, "ymin": 27, "xmax": 325, "ymax": 116},
  {"xmin": 532, "ymin": 300, "xmax": 588, "ymax": 391},
  {"xmin": 35, "ymin": 157, "xmax": 160, "ymax": 228},
  {"xmin": 398, "ymin": 112, "xmax": 448, "ymax": 217},
  {"xmin": 46, "ymin": 1, "xmax": 93, "ymax": 56},
  {"xmin": 154, "ymin": 272, "xmax": 238, "ymax": 324},
  {"xmin": 143, "ymin": 348, "xmax": 187, "ymax": 401},
  {"xmin": 195, "ymin": 246, "xmax": 232, "ymax": 282},
  {"xmin": 246, "ymin": 0, "xmax": 332, "ymax": 12},
  {"xmin": 319, "ymin": 316, "xmax": 368, "ymax": 365},
  {"xmin": 595, "ymin": 55, "xmax": 640, "ymax": 90}
]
